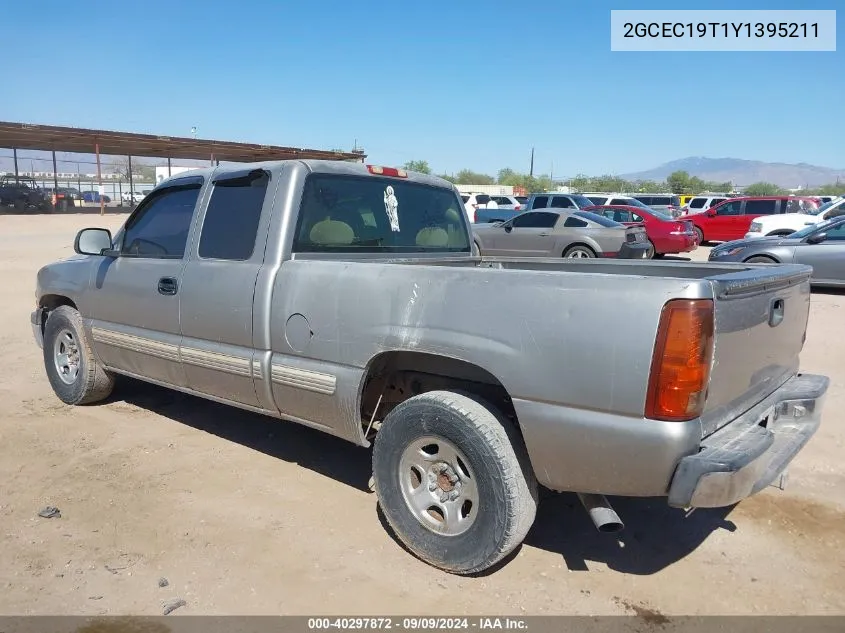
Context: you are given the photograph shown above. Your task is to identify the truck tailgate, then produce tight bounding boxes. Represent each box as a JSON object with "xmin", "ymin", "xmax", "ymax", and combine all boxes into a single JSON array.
[{"xmin": 700, "ymin": 265, "xmax": 812, "ymax": 436}]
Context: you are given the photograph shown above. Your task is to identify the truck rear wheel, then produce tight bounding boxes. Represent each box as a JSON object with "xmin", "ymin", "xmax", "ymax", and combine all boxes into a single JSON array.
[
  {"xmin": 372, "ymin": 390, "xmax": 538, "ymax": 575},
  {"xmin": 43, "ymin": 306, "xmax": 115, "ymax": 405}
]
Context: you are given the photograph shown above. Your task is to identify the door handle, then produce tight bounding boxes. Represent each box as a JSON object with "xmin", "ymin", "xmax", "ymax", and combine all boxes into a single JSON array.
[
  {"xmin": 539, "ymin": 232, "xmax": 550, "ymax": 236},
  {"xmin": 769, "ymin": 298, "xmax": 785, "ymax": 327},
  {"xmin": 157, "ymin": 277, "xmax": 178, "ymax": 296}
]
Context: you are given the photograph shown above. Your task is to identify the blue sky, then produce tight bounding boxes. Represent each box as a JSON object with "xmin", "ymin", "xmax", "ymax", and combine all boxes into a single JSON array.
[{"xmin": 2, "ymin": 0, "xmax": 842, "ymax": 177}]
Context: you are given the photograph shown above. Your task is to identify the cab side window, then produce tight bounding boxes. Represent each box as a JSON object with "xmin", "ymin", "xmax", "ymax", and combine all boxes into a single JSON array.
[
  {"xmin": 530, "ymin": 196, "xmax": 549, "ymax": 209},
  {"xmin": 198, "ymin": 170, "xmax": 270, "ymax": 261},
  {"xmin": 716, "ymin": 201, "xmax": 743, "ymax": 216},
  {"xmin": 550, "ymin": 196, "xmax": 574, "ymax": 209},
  {"xmin": 511, "ymin": 212, "xmax": 557, "ymax": 228},
  {"xmin": 120, "ymin": 183, "xmax": 202, "ymax": 258}
]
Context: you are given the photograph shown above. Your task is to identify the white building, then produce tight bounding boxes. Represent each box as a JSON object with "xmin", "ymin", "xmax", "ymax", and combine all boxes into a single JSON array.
[
  {"xmin": 156, "ymin": 165, "xmax": 201, "ymax": 184},
  {"xmin": 454, "ymin": 183, "xmax": 514, "ymax": 196}
]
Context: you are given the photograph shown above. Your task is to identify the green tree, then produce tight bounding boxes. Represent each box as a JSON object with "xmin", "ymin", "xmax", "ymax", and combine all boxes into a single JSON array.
[
  {"xmin": 456, "ymin": 169, "xmax": 495, "ymax": 185},
  {"xmin": 438, "ymin": 173, "xmax": 458, "ymax": 184},
  {"xmin": 403, "ymin": 160, "xmax": 431, "ymax": 175},
  {"xmin": 633, "ymin": 180, "xmax": 665, "ymax": 193},
  {"xmin": 743, "ymin": 182, "xmax": 783, "ymax": 196},
  {"xmin": 667, "ymin": 170, "xmax": 692, "ymax": 194},
  {"xmin": 705, "ymin": 181, "xmax": 733, "ymax": 193},
  {"xmin": 497, "ymin": 168, "xmax": 519, "ymax": 185},
  {"xmin": 817, "ymin": 182, "xmax": 845, "ymax": 196}
]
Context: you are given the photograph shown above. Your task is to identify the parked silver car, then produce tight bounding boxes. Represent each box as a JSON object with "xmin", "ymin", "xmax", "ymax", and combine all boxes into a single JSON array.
[
  {"xmin": 709, "ymin": 215, "xmax": 845, "ymax": 287},
  {"xmin": 472, "ymin": 209, "xmax": 651, "ymax": 258}
]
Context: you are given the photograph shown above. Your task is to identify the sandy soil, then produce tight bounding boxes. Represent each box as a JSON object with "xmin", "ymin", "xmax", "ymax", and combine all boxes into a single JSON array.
[{"xmin": 0, "ymin": 212, "xmax": 843, "ymax": 618}]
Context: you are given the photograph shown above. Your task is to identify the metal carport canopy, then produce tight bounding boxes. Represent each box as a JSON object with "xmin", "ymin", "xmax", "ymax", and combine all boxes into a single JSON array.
[{"xmin": 0, "ymin": 120, "xmax": 366, "ymax": 163}]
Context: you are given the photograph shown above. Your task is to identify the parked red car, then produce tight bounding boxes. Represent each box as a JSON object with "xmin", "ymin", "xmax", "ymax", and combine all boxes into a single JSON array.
[
  {"xmin": 583, "ymin": 205, "xmax": 698, "ymax": 257},
  {"xmin": 678, "ymin": 196, "xmax": 821, "ymax": 243}
]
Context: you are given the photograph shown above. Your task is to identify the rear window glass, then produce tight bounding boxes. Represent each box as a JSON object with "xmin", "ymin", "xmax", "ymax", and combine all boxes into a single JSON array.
[
  {"xmin": 688, "ymin": 198, "xmax": 706, "ymax": 209},
  {"xmin": 293, "ymin": 174, "xmax": 469, "ymax": 253},
  {"xmin": 574, "ymin": 211, "xmax": 619, "ymax": 227},
  {"xmin": 550, "ymin": 196, "xmax": 575, "ymax": 209},
  {"xmin": 571, "ymin": 195, "xmax": 595, "ymax": 208},
  {"xmin": 515, "ymin": 196, "xmax": 528, "ymax": 203},
  {"xmin": 586, "ymin": 196, "xmax": 607, "ymax": 206}
]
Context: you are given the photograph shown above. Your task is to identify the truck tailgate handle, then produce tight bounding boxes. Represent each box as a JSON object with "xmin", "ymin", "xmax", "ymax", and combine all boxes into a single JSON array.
[
  {"xmin": 157, "ymin": 277, "xmax": 178, "ymax": 296},
  {"xmin": 769, "ymin": 298, "xmax": 785, "ymax": 327}
]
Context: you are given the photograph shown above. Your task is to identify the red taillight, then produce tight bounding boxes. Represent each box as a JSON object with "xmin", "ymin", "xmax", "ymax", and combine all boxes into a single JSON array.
[
  {"xmin": 645, "ymin": 299, "xmax": 714, "ymax": 421},
  {"xmin": 514, "ymin": 205, "xmax": 521, "ymax": 211},
  {"xmin": 367, "ymin": 165, "xmax": 407, "ymax": 178}
]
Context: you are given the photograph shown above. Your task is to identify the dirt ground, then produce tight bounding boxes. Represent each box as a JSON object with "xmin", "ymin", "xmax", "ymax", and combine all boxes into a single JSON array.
[{"xmin": 1, "ymin": 212, "xmax": 843, "ymax": 617}]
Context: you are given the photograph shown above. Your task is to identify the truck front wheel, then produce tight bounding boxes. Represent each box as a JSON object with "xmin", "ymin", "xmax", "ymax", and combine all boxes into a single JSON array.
[
  {"xmin": 43, "ymin": 306, "xmax": 115, "ymax": 405},
  {"xmin": 372, "ymin": 390, "xmax": 538, "ymax": 574}
]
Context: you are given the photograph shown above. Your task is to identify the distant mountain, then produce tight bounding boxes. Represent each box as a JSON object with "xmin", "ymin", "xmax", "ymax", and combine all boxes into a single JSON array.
[{"xmin": 620, "ymin": 157, "xmax": 845, "ymax": 188}]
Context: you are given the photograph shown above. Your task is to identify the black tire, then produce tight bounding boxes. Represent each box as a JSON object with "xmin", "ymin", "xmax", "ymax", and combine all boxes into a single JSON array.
[
  {"xmin": 13, "ymin": 198, "xmax": 25, "ymax": 212},
  {"xmin": 372, "ymin": 390, "xmax": 538, "ymax": 575},
  {"xmin": 693, "ymin": 226, "xmax": 704, "ymax": 245},
  {"xmin": 646, "ymin": 240, "xmax": 656, "ymax": 258},
  {"xmin": 745, "ymin": 255, "xmax": 778, "ymax": 264},
  {"xmin": 562, "ymin": 244, "xmax": 596, "ymax": 258},
  {"xmin": 43, "ymin": 305, "xmax": 114, "ymax": 405}
]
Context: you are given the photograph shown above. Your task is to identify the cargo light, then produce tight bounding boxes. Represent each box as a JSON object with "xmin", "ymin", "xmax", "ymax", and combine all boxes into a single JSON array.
[
  {"xmin": 645, "ymin": 299, "xmax": 714, "ymax": 422},
  {"xmin": 367, "ymin": 165, "xmax": 407, "ymax": 178}
]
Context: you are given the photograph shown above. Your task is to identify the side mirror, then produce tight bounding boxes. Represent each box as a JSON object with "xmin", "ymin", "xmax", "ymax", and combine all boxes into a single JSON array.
[
  {"xmin": 504, "ymin": 224, "xmax": 513, "ymax": 232},
  {"xmin": 806, "ymin": 232, "xmax": 827, "ymax": 244},
  {"xmin": 74, "ymin": 228, "xmax": 113, "ymax": 256},
  {"xmin": 706, "ymin": 208, "xmax": 717, "ymax": 217}
]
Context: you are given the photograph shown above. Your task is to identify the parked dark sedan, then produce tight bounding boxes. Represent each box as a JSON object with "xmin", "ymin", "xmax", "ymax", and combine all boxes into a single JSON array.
[{"xmin": 708, "ymin": 215, "xmax": 845, "ymax": 287}]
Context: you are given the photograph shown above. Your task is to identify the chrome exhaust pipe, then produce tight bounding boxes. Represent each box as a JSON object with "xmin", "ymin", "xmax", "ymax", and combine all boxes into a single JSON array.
[{"xmin": 578, "ymin": 493, "xmax": 624, "ymax": 533}]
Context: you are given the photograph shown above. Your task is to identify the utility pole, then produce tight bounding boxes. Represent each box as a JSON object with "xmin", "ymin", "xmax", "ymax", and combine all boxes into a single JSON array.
[{"xmin": 529, "ymin": 147, "xmax": 534, "ymax": 177}]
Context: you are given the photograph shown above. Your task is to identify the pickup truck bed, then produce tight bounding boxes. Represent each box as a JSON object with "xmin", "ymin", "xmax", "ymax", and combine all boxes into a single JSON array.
[{"xmin": 31, "ymin": 160, "xmax": 828, "ymax": 575}]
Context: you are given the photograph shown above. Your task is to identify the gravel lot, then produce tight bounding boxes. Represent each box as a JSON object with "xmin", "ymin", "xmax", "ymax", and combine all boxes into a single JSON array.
[{"xmin": 1, "ymin": 213, "xmax": 843, "ymax": 617}]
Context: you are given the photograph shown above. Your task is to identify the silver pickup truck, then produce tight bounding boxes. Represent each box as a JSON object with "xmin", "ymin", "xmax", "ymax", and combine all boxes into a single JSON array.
[{"xmin": 31, "ymin": 160, "xmax": 829, "ymax": 575}]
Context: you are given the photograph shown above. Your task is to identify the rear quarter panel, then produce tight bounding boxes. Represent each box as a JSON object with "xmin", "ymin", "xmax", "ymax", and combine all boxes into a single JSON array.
[{"xmin": 267, "ymin": 259, "xmax": 714, "ymax": 442}]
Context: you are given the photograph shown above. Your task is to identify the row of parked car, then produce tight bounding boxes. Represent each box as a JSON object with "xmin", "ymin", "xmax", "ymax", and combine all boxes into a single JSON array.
[
  {"xmin": 464, "ymin": 188, "xmax": 845, "ymax": 286},
  {"xmin": 0, "ymin": 175, "xmax": 149, "ymax": 212},
  {"xmin": 464, "ymin": 191, "xmax": 698, "ymax": 259}
]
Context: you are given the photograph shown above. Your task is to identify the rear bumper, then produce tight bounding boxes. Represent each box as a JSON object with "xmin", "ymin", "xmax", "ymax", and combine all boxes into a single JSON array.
[
  {"xmin": 655, "ymin": 234, "xmax": 698, "ymax": 254},
  {"xmin": 617, "ymin": 242, "xmax": 652, "ymax": 259},
  {"xmin": 31, "ymin": 309, "xmax": 43, "ymax": 349},
  {"xmin": 667, "ymin": 373, "xmax": 828, "ymax": 508}
]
